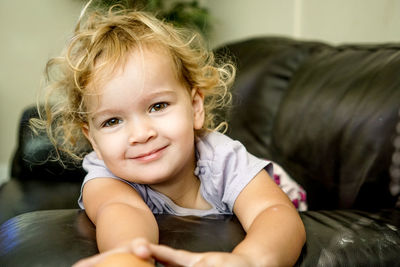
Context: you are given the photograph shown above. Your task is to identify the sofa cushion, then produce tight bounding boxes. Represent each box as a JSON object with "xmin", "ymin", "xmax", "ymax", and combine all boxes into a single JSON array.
[{"xmin": 217, "ymin": 38, "xmax": 400, "ymax": 210}]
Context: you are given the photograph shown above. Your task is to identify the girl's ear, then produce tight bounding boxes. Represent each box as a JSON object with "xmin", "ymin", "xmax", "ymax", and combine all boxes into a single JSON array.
[
  {"xmin": 82, "ymin": 123, "xmax": 103, "ymax": 160},
  {"xmin": 191, "ymin": 88, "xmax": 205, "ymax": 130}
]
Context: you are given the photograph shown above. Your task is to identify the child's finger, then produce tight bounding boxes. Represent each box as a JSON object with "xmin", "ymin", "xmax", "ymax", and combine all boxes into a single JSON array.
[
  {"xmin": 72, "ymin": 247, "xmax": 131, "ymax": 267},
  {"xmin": 148, "ymin": 244, "xmax": 202, "ymax": 266},
  {"xmin": 72, "ymin": 238, "xmax": 152, "ymax": 267},
  {"xmin": 128, "ymin": 238, "xmax": 152, "ymax": 259}
]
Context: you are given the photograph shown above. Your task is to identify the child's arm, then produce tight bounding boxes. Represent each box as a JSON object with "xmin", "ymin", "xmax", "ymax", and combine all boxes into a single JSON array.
[
  {"xmin": 146, "ymin": 170, "xmax": 306, "ymax": 267},
  {"xmin": 231, "ymin": 169, "xmax": 306, "ymax": 266},
  {"xmin": 73, "ymin": 178, "xmax": 159, "ymax": 266},
  {"xmin": 75, "ymin": 171, "xmax": 305, "ymax": 267}
]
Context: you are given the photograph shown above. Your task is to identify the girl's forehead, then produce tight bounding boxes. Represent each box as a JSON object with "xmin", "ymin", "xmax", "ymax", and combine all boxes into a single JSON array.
[
  {"xmin": 83, "ymin": 45, "xmax": 187, "ymax": 113},
  {"xmin": 86, "ymin": 44, "xmax": 180, "ymax": 94}
]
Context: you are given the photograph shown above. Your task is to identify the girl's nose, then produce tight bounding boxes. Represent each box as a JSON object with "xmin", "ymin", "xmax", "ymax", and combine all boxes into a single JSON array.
[{"xmin": 127, "ymin": 117, "xmax": 157, "ymax": 144}]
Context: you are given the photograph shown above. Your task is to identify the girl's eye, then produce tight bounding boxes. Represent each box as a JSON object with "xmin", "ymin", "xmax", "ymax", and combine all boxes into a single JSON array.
[
  {"xmin": 102, "ymin": 118, "xmax": 122, "ymax": 127},
  {"xmin": 149, "ymin": 102, "xmax": 169, "ymax": 113}
]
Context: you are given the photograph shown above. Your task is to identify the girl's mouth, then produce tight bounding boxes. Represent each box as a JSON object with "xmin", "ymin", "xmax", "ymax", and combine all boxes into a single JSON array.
[{"xmin": 131, "ymin": 145, "xmax": 168, "ymax": 162}]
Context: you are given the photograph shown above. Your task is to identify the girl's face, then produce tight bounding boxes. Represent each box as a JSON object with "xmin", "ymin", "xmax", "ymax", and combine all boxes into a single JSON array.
[{"xmin": 83, "ymin": 47, "xmax": 205, "ymax": 190}]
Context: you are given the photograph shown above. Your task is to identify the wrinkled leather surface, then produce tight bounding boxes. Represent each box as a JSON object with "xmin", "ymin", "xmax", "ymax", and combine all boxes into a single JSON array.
[
  {"xmin": 0, "ymin": 179, "xmax": 81, "ymax": 224},
  {"xmin": 218, "ymin": 37, "xmax": 400, "ymax": 210},
  {"xmin": 1, "ymin": 37, "xmax": 400, "ymax": 266},
  {"xmin": 11, "ymin": 106, "xmax": 87, "ymax": 182},
  {"xmin": 1, "ymin": 209, "xmax": 399, "ymax": 267}
]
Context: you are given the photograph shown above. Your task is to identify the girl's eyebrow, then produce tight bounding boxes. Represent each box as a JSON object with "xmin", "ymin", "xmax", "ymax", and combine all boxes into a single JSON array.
[
  {"xmin": 90, "ymin": 109, "xmax": 118, "ymax": 122},
  {"xmin": 138, "ymin": 88, "xmax": 179, "ymax": 104},
  {"xmin": 90, "ymin": 89, "xmax": 178, "ymax": 121},
  {"xmin": 142, "ymin": 89, "xmax": 178, "ymax": 99}
]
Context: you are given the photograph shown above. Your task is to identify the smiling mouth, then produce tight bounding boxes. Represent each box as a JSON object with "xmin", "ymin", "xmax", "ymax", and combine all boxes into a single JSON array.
[{"xmin": 130, "ymin": 145, "xmax": 168, "ymax": 162}]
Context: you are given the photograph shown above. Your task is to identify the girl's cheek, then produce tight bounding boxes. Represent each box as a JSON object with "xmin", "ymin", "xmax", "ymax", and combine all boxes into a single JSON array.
[
  {"xmin": 159, "ymin": 118, "xmax": 186, "ymax": 134},
  {"xmin": 95, "ymin": 132, "xmax": 121, "ymax": 149}
]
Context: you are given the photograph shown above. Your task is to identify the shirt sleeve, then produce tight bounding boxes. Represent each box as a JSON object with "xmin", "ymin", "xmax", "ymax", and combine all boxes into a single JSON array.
[
  {"xmin": 219, "ymin": 139, "xmax": 272, "ymax": 212},
  {"xmin": 78, "ymin": 151, "xmax": 129, "ymax": 209},
  {"xmin": 196, "ymin": 132, "xmax": 272, "ymax": 213},
  {"xmin": 82, "ymin": 151, "xmax": 118, "ymax": 180}
]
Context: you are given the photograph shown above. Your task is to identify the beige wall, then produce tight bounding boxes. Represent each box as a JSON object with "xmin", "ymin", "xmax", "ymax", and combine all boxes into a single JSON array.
[
  {"xmin": 205, "ymin": 0, "xmax": 400, "ymax": 47},
  {"xmin": 300, "ymin": 0, "xmax": 400, "ymax": 43},
  {"xmin": 1, "ymin": 0, "xmax": 400, "ymax": 183},
  {"xmin": 204, "ymin": 0, "xmax": 296, "ymax": 47},
  {"xmin": 0, "ymin": 0, "xmax": 83, "ymax": 183}
]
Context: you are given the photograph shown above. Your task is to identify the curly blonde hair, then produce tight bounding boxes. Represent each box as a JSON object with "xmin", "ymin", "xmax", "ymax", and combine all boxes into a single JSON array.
[{"xmin": 32, "ymin": 5, "xmax": 235, "ymax": 161}]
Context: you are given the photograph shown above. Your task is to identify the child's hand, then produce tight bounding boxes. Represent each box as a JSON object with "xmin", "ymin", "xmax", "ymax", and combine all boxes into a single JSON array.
[
  {"xmin": 72, "ymin": 237, "xmax": 258, "ymax": 267},
  {"xmin": 72, "ymin": 238, "xmax": 154, "ymax": 267},
  {"xmin": 148, "ymin": 243, "xmax": 258, "ymax": 267},
  {"xmin": 93, "ymin": 252, "xmax": 154, "ymax": 267}
]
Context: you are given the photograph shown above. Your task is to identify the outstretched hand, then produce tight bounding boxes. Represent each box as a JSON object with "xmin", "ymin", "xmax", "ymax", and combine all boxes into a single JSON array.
[
  {"xmin": 148, "ymin": 243, "xmax": 256, "ymax": 267},
  {"xmin": 72, "ymin": 238, "xmax": 257, "ymax": 267},
  {"xmin": 72, "ymin": 238, "xmax": 154, "ymax": 267}
]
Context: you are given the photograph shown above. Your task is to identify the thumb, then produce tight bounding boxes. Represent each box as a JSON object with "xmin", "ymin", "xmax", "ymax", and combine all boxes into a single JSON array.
[{"xmin": 148, "ymin": 244, "xmax": 202, "ymax": 267}]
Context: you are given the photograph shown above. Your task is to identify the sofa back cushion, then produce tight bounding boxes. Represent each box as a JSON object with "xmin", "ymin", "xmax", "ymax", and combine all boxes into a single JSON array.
[
  {"xmin": 11, "ymin": 106, "xmax": 86, "ymax": 182},
  {"xmin": 219, "ymin": 37, "xmax": 400, "ymax": 210}
]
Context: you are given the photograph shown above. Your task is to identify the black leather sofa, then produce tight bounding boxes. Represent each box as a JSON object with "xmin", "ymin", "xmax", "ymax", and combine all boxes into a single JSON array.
[{"xmin": 1, "ymin": 37, "xmax": 400, "ymax": 266}]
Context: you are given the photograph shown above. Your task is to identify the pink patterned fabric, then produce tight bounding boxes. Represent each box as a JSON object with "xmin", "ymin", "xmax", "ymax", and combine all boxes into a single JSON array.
[{"xmin": 271, "ymin": 163, "xmax": 308, "ymax": 211}]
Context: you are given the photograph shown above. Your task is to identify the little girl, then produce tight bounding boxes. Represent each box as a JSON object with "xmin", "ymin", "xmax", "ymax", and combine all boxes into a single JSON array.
[{"xmin": 34, "ymin": 3, "xmax": 305, "ymax": 267}]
